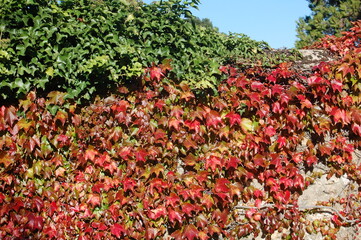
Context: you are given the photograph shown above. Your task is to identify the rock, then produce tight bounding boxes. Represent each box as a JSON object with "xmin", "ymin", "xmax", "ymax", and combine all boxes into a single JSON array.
[{"xmin": 292, "ymin": 49, "xmax": 337, "ymax": 72}]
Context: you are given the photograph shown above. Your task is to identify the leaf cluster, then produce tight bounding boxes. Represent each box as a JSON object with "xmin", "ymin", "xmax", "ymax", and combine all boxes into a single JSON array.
[
  {"xmin": 1, "ymin": 21, "xmax": 361, "ymax": 239},
  {"xmin": 0, "ymin": 0, "xmax": 299, "ymax": 103}
]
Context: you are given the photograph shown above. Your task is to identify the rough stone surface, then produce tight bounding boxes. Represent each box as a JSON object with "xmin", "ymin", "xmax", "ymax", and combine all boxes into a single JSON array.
[{"xmin": 291, "ymin": 49, "xmax": 337, "ymax": 73}]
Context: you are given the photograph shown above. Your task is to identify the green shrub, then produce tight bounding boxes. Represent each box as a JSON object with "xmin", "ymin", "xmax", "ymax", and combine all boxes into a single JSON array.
[{"xmin": 0, "ymin": 0, "xmax": 298, "ymax": 103}]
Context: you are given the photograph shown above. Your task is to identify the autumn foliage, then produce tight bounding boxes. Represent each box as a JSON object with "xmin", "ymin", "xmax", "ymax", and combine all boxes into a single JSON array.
[{"xmin": 1, "ymin": 21, "xmax": 361, "ymax": 240}]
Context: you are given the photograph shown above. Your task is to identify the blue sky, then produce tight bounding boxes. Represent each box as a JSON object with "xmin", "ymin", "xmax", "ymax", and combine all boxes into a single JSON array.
[{"xmin": 142, "ymin": 0, "xmax": 311, "ymax": 49}]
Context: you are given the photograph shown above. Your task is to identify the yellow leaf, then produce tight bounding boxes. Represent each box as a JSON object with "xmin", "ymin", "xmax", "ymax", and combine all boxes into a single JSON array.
[
  {"xmin": 45, "ymin": 67, "xmax": 54, "ymax": 77},
  {"xmin": 240, "ymin": 118, "xmax": 254, "ymax": 132}
]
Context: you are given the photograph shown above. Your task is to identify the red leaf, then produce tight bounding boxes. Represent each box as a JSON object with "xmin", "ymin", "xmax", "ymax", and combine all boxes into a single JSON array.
[
  {"xmin": 196, "ymin": 215, "xmax": 208, "ymax": 229},
  {"xmin": 319, "ymin": 144, "xmax": 332, "ymax": 156},
  {"xmin": 57, "ymin": 134, "xmax": 69, "ymax": 144},
  {"xmin": 270, "ymin": 154, "xmax": 282, "ymax": 168},
  {"xmin": 280, "ymin": 177, "xmax": 293, "ymax": 188},
  {"xmin": 300, "ymin": 98, "xmax": 313, "ymax": 109},
  {"xmin": 0, "ymin": 193, "xmax": 5, "ymax": 204},
  {"xmin": 87, "ymin": 193, "xmax": 101, "ymax": 207},
  {"xmin": 27, "ymin": 213, "xmax": 44, "ymax": 231},
  {"xmin": 206, "ymin": 110, "xmax": 223, "ymax": 128},
  {"xmin": 146, "ymin": 228, "xmax": 160, "ymax": 239},
  {"xmin": 11, "ymin": 197, "xmax": 24, "ymax": 212},
  {"xmin": 330, "ymin": 80, "xmax": 342, "ymax": 92},
  {"xmin": 92, "ymin": 221, "xmax": 107, "ymax": 231},
  {"xmin": 92, "ymin": 183, "xmax": 105, "ymax": 193},
  {"xmin": 352, "ymin": 123, "xmax": 361, "ymax": 136},
  {"xmin": 4, "ymin": 106, "xmax": 18, "ymax": 127},
  {"xmin": 111, "ymin": 100, "xmax": 130, "ymax": 113},
  {"xmin": 293, "ymin": 174, "xmax": 305, "ymax": 189},
  {"xmin": 123, "ymin": 178, "xmax": 137, "ymax": 192},
  {"xmin": 115, "ymin": 190, "xmax": 129, "ymax": 206},
  {"xmin": 274, "ymin": 190, "xmax": 291, "ymax": 204},
  {"xmin": 271, "ymin": 84, "xmax": 284, "ymax": 95},
  {"xmin": 214, "ymin": 178, "xmax": 230, "ymax": 193},
  {"xmin": 118, "ymin": 146, "xmax": 132, "ymax": 160},
  {"xmin": 277, "ymin": 136, "xmax": 287, "ymax": 148},
  {"xmin": 330, "ymin": 107, "xmax": 350, "ymax": 125},
  {"xmin": 182, "ymin": 203, "xmax": 200, "ymax": 217},
  {"xmin": 253, "ymin": 154, "xmax": 266, "ymax": 167},
  {"xmin": 307, "ymin": 76, "xmax": 325, "ymax": 85},
  {"xmin": 267, "ymin": 74, "xmax": 277, "ymax": 83},
  {"xmin": 49, "ymin": 201, "xmax": 58, "ymax": 216},
  {"xmin": 248, "ymin": 92, "xmax": 261, "ymax": 105},
  {"xmin": 188, "ymin": 185, "xmax": 204, "ymax": 200},
  {"xmin": 329, "ymin": 155, "xmax": 345, "ymax": 164},
  {"xmin": 264, "ymin": 126, "xmax": 276, "ymax": 137},
  {"xmin": 148, "ymin": 206, "xmax": 167, "ymax": 220},
  {"xmin": 225, "ymin": 111, "xmax": 241, "ymax": 127},
  {"xmin": 71, "ymin": 114, "xmax": 82, "ymax": 126},
  {"xmin": 43, "ymin": 226, "xmax": 57, "ymax": 238},
  {"xmin": 253, "ymin": 189, "xmax": 264, "ymax": 199},
  {"xmin": 135, "ymin": 148, "xmax": 148, "ymax": 162},
  {"xmin": 168, "ymin": 208, "xmax": 183, "ymax": 224},
  {"xmin": 149, "ymin": 66, "xmax": 164, "ymax": 81},
  {"xmin": 95, "ymin": 153, "xmax": 112, "ymax": 168},
  {"xmin": 111, "ymin": 223, "xmax": 125, "ymax": 238},
  {"xmin": 226, "ymin": 157, "xmax": 239, "ymax": 169},
  {"xmin": 149, "ymin": 178, "xmax": 168, "ymax": 195},
  {"xmin": 251, "ymin": 81, "xmax": 264, "ymax": 91},
  {"xmin": 341, "ymin": 96, "xmax": 353, "ymax": 107},
  {"xmin": 212, "ymin": 209, "xmax": 229, "ymax": 225},
  {"xmin": 272, "ymin": 101, "xmax": 283, "ymax": 114},
  {"xmin": 183, "ymin": 153, "xmax": 197, "ymax": 167},
  {"xmin": 205, "ymin": 155, "xmax": 222, "ymax": 171},
  {"xmin": 166, "ymin": 193, "xmax": 180, "ymax": 207},
  {"xmin": 183, "ymin": 224, "xmax": 199, "ymax": 240},
  {"xmin": 306, "ymin": 155, "xmax": 318, "ymax": 167},
  {"xmin": 32, "ymin": 197, "xmax": 44, "ymax": 212},
  {"xmin": 184, "ymin": 119, "xmax": 201, "ymax": 133},
  {"xmin": 292, "ymin": 153, "xmax": 303, "ymax": 164},
  {"xmin": 154, "ymin": 99, "xmax": 165, "ymax": 111},
  {"xmin": 219, "ymin": 65, "xmax": 228, "ymax": 74}
]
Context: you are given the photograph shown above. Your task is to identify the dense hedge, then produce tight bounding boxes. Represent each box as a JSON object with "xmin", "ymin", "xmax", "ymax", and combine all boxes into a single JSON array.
[
  {"xmin": 0, "ymin": 21, "xmax": 361, "ymax": 239},
  {"xmin": 0, "ymin": 0, "xmax": 301, "ymax": 103}
]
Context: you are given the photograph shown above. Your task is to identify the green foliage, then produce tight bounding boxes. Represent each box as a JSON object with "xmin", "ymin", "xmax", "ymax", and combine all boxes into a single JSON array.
[
  {"xmin": 0, "ymin": 0, "xmax": 145, "ymax": 102},
  {"xmin": 295, "ymin": 0, "xmax": 361, "ymax": 48},
  {"xmin": 188, "ymin": 16, "xmax": 218, "ymax": 31},
  {"xmin": 0, "ymin": 0, "xmax": 298, "ymax": 103}
]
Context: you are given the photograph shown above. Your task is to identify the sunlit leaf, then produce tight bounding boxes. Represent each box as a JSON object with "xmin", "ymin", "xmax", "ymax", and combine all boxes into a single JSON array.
[
  {"xmin": 183, "ymin": 224, "xmax": 199, "ymax": 240},
  {"xmin": 111, "ymin": 223, "xmax": 125, "ymax": 238}
]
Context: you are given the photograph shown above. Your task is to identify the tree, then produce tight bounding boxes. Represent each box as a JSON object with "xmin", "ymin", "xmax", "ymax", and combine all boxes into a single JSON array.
[
  {"xmin": 190, "ymin": 16, "xmax": 219, "ymax": 31},
  {"xmin": 295, "ymin": 0, "xmax": 361, "ymax": 48}
]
